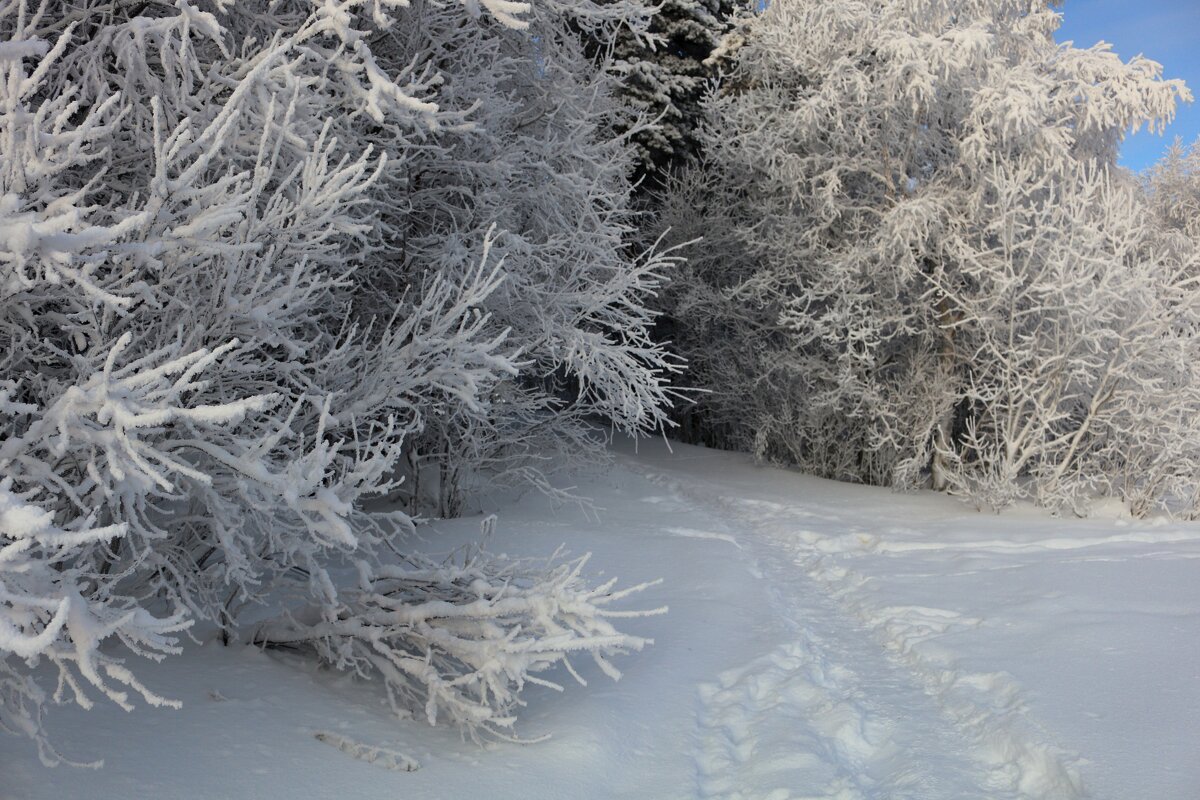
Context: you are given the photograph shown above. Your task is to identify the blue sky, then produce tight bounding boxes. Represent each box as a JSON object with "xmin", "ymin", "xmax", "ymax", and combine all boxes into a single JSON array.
[{"xmin": 1054, "ymin": 0, "xmax": 1200, "ymax": 172}]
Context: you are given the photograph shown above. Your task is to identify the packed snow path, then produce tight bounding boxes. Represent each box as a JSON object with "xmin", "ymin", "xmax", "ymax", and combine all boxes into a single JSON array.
[
  {"xmin": 629, "ymin": 460, "xmax": 1083, "ymax": 799},
  {"xmin": 4, "ymin": 439, "xmax": 1199, "ymax": 799},
  {"xmin": 623, "ymin": 442, "xmax": 1200, "ymax": 800}
]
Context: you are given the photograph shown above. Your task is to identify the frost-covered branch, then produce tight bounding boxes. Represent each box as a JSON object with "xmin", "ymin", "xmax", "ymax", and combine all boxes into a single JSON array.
[{"xmin": 255, "ymin": 522, "xmax": 665, "ymax": 741}]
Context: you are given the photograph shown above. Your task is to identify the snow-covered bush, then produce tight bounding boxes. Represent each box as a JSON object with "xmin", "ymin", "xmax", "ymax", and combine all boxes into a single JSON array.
[
  {"xmin": 2, "ymin": 0, "xmax": 668, "ymax": 761},
  {"xmin": 660, "ymin": 0, "xmax": 1200, "ymax": 514}
]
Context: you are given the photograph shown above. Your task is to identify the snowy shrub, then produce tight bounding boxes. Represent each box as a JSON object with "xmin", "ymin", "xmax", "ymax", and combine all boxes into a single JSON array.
[
  {"xmin": 660, "ymin": 0, "xmax": 1200, "ymax": 514},
  {"xmin": 1, "ymin": 0, "xmax": 668, "ymax": 762}
]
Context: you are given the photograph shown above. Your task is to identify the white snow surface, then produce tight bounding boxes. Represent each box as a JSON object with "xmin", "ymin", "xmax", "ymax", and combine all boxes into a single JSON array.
[{"xmin": 4, "ymin": 438, "xmax": 1199, "ymax": 799}]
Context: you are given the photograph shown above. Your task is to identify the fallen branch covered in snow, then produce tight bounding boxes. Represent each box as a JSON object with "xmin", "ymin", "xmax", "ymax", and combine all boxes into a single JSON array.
[{"xmin": 254, "ymin": 526, "xmax": 666, "ymax": 741}]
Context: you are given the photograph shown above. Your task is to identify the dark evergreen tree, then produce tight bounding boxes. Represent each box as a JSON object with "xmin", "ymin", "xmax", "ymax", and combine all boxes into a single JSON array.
[{"xmin": 607, "ymin": 0, "xmax": 744, "ymax": 186}]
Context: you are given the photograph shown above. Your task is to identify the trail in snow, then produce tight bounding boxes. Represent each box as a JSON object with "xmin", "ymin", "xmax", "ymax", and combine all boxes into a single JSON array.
[{"xmin": 627, "ymin": 457, "xmax": 1087, "ymax": 800}]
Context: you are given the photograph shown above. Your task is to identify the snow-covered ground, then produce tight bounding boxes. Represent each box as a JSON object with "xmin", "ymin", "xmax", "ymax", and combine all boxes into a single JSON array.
[{"xmin": 4, "ymin": 438, "xmax": 1199, "ymax": 799}]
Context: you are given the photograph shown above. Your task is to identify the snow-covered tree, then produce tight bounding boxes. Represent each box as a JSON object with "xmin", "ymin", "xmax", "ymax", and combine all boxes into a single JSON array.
[
  {"xmin": 370, "ymin": 0, "xmax": 685, "ymax": 517},
  {"xmin": 1146, "ymin": 137, "xmax": 1200, "ymax": 240},
  {"xmin": 925, "ymin": 162, "xmax": 1200, "ymax": 513},
  {"xmin": 661, "ymin": 0, "xmax": 1199, "ymax": 513},
  {"xmin": 1, "ymin": 0, "xmax": 668, "ymax": 762}
]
